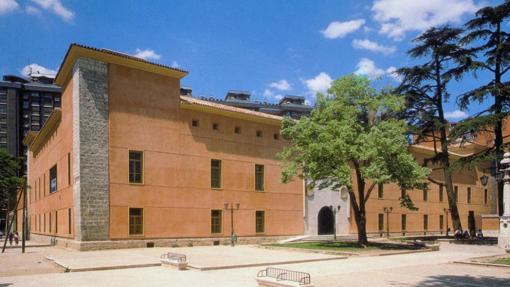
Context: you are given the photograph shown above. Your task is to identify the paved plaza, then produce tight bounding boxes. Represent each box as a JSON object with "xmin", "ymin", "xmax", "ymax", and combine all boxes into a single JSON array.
[{"xmin": 0, "ymin": 242, "xmax": 509, "ymax": 286}]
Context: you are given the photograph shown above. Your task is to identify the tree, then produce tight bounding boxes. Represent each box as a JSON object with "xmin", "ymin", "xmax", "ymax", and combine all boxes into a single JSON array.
[
  {"xmin": 279, "ymin": 75, "xmax": 429, "ymax": 246},
  {"xmin": 397, "ymin": 26, "xmax": 472, "ymax": 232},
  {"xmin": 0, "ymin": 149, "xmax": 23, "ymax": 230},
  {"xmin": 454, "ymin": 1, "xmax": 510, "ymax": 215}
]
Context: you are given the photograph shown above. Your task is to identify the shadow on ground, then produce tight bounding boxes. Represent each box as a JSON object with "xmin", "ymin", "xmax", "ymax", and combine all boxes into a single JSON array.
[{"xmin": 409, "ymin": 274, "xmax": 510, "ymax": 286}]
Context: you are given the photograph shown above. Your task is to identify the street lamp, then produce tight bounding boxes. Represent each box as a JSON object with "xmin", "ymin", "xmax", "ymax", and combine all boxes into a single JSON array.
[
  {"xmin": 329, "ymin": 205, "xmax": 341, "ymax": 241},
  {"xmin": 224, "ymin": 203, "xmax": 240, "ymax": 246},
  {"xmin": 444, "ymin": 208, "xmax": 450, "ymax": 237},
  {"xmin": 383, "ymin": 207, "xmax": 393, "ymax": 238},
  {"xmin": 480, "ymin": 175, "xmax": 489, "ymax": 187}
]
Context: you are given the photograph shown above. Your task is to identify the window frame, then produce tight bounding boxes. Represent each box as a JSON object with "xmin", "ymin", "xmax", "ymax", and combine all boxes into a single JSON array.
[
  {"xmin": 128, "ymin": 207, "xmax": 144, "ymax": 236},
  {"xmin": 377, "ymin": 183, "xmax": 384, "ymax": 199},
  {"xmin": 211, "ymin": 209, "xmax": 223, "ymax": 234},
  {"xmin": 129, "ymin": 150, "xmax": 144, "ymax": 184},
  {"xmin": 255, "ymin": 164, "xmax": 265, "ymax": 191},
  {"xmin": 49, "ymin": 165, "xmax": 57, "ymax": 193},
  {"xmin": 211, "ymin": 159, "xmax": 222, "ymax": 189},
  {"xmin": 467, "ymin": 187, "xmax": 472, "ymax": 204},
  {"xmin": 378, "ymin": 213, "xmax": 384, "ymax": 231},
  {"xmin": 256, "ymin": 210, "xmax": 265, "ymax": 234}
]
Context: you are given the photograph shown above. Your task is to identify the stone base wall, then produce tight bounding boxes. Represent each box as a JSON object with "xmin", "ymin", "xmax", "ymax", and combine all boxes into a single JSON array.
[{"xmin": 28, "ymin": 233, "xmax": 295, "ymax": 251}]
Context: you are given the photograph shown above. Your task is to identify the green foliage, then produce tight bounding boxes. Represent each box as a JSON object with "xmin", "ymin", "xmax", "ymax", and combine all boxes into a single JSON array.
[
  {"xmin": 279, "ymin": 74, "xmax": 429, "ymax": 214},
  {"xmin": 0, "ymin": 149, "xmax": 23, "ymax": 210}
]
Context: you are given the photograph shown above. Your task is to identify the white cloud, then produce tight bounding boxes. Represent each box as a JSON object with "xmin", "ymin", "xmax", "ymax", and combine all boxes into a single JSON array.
[
  {"xmin": 352, "ymin": 39, "xmax": 396, "ymax": 55},
  {"xmin": 133, "ymin": 49, "xmax": 162, "ymax": 61},
  {"xmin": 0, "ymin": 0, "xmax": 19, "ymax": 15},
  {"xmin": 269, "ymin": 80, "xmax": 292, "ymax": 91},
  {"xmin": 304, "ymin": 72, "xmax": 333, "ymax": 94},
  {"xmin": 354, "ymin": 58, "xmax": 386, "ymax": 80},
  {"xmin": 445, "ymin": 110, "xmax": 468, "ymax": 120},
  {"xmin": 385, "ymin": 66, "xmax": 402, "ymax": 82},
  {"xmin": 21, "ymin": 63, "xmax": 56, "ymax": 77},
  {"xmin": 263, "ymin": 89, "xmax": 283, "ymax": 101},
  {"xmin": 321, "ymin": 19, "xmax": 365, "ymax": 39},
  {"xmin": 25, "ymin": 5, "xmax": 41, "ymax": 15},
  {"xmin": 372, "ymin": 0, "xmax": 479, "ymax": 40},
  {"xmin": 31, "ymin": 0, "xmax": 74, "ymax": 22},
  {"xmin": 171, "ymin": 60, "xmax": 179, "ymax": 68}
]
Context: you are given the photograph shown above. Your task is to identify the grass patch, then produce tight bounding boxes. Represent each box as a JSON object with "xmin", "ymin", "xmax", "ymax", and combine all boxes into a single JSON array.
[
  {"xmin": 269, "ymin": 241, "xmax": 423, "ymax": 252},
  {"xmin": 491, "ymin": 258, "xmax": 510, "ymax": 265}
]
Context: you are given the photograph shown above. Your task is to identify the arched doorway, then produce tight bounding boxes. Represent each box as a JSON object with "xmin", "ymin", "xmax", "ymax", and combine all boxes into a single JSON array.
[{"xmin": 318, "ymin": 206, "xmax": 334, "ymax": 235}]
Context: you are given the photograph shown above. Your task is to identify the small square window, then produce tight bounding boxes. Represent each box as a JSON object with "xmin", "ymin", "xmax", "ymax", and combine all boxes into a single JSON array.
[
  {"xmin": 256, "ymin": 130, "xmax": 263, "ymax": 137},
  {"xmin": 234, "ymin": 126, "xmax": 241, "ymax": 134},
  {"xmin": 273, "ymin": 133, "xmax": 279, "ymax": 140},
  {"xmin": 192, "ymin": 119, "xmax": 199, "ymax": 127},
  {"xmin": 212, "ymin": 123, "xmax": 219, "ymax": 130}
]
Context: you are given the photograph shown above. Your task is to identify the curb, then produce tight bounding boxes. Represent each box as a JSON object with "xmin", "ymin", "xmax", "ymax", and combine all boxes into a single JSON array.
[
  {"xmin": 45, "ymin": 256, "xmax": 161, "ymax": 273},
  {"xmin": 453, "ymin": 260, "xmax": 510, "ymax": 269},
  {"xmin": 188, "ymin": 256, "xmax": 348, "ymax": 271},
  {"xmin": 260, "ymin": 244, "xmax": 437, "ymax": 257}
]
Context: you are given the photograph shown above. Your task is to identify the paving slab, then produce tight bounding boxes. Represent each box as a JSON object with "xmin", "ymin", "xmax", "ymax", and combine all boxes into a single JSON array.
[{"xmin": 44, "ymin": 245, "xmax": 346, "ymax": 272}]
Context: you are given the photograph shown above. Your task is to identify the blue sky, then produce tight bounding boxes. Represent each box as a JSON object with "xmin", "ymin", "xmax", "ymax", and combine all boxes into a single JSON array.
[{"xmin": 0, "ymin": 0, "xmax": 504, "ymax": 121}]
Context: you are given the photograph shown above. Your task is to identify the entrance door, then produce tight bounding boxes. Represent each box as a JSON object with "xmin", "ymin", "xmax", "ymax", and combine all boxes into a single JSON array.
[
  {"xmin": 318, "ymin": 206, "xmax": 334, "ymax": 235},
  {"xmin": 468, "ymin": 211, "xmax": 475, "ymax": 236}
]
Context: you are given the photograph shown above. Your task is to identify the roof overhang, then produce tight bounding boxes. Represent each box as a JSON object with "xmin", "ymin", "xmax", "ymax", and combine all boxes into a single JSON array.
[
  {"xmin": 180, "ymin": 96, "xmax": 282, "ymax": 126},
  {"xmin": 55, "ymin": 44, "xmax": 188, "ymax": 86},
  {"xmin": 23, "ymin": 108, "xmax": 62, "ymax": 157}
]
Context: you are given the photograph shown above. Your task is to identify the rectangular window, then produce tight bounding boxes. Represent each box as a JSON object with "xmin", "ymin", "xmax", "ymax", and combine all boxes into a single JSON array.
[
  {"xmin": 129, "ymin": 151, "xmax": 143, "ymax": 184},
  {"xmin": 67, "ymin": 153, "xmax": 71, "ymax": 185},
  {"xmin": 439, "ymin": 185, "xmax": 444, "ymax": 202},
  {"xmin": 484, "ymin": 189, "xmax": 488, "ymax": 205},
  {"xmin": 38, "ymin": 178, "xmax": 41, "ymax": 199},
  {"xmin": 256, "ymin": 211, "xmax": 265, "ymax": 233},
  {"xmin": 211, "ymin": 210, "xmax": 222, "ymax": 234},
  {"xmin": 256, "ymin": 130, "xmax": 263, "ymax": 137},
  {"xmin": 401, "ymin": 189, "xmax": 406, "ymax": 199},
  {"xmin": 211, "ymin": 159, "xmax": 222, "ymax": 189},
  {"xmin": 378, "ymin": 214, "xmax": 384, "ymax": 231},
  {"xmin": 49, "ymin": 212, "xmax": 52, "ymax": 233},
  {"xmin": 401, "ymin": 214, "xmax": 407, "ymax": 231},
  {"xmin": 424, "ymin": 214, "xmax": 428, "ymax": 230},
  {"xmin": 467, "ymin": 187, "xmax": 472, "ymax": 204},
  {"xmin": 50, "ymin": 165, "xmax": 57, "ymax": 193},
  {"xmin": 191, "ymin": 119, "xmax": 199, "ymax": 127},
  {"xmin": 378, "ymin": 183, "xmax": 384, "ymax": 199},
  {"xmin": 68, "ymin": 208, "xmax": 72, "ymax": 234},
  {"xmin": 423, "ymin": 189, "xmax": 428, "ymax": 201},
  {"xmin": 55, "ymin": 211, "xmax": 58, "ymax": 234},
  {"xmin": 234, "ymin": 126, "xmax": 241, "ymax": 134},
  {"xmin": 212, "ymin": 123, "xmax": 219, "ymax": 130},
  {"xmin": 454, "ymin": 185, "xmax": 458, "ymax": 202},
  {"xmin": 273, "ymin": 133, "xmax": 279, "ymax": 140},
  {"xmin": 440, "ymin": 215, "xmax": 444, "ymax": 230},
  {"xmin": 255, "ymin": 164, "xmax": 264, "ymax": 191},
  {"xmin": 129, "ymin": 208, "xmax": 143, "ymax": 235}
]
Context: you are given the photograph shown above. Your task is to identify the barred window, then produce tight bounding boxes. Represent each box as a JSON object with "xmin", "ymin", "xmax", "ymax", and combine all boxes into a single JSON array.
[
  {"xmin": 211, "ymin": 159, "xmax": 222, "ymax": 188},
  {"xmin": 49, "ymin": 165, "xmax": 57, "ymax": 193},
  {"xmin": 211, "ymin": 210, "xmax": 222, "ymax": 234},
  {"xmin": 129, "ymin": 208, "xmax": 143, "ymax": 235},
  {"xmin": 129, "ymin": 151, "xmax": 143, "ymax": 183},
  {"xmin": 256, "ymin": 211, "xmax": 265, "ymax": 233},
  {"xmin": 255, "ymin": 164, "xmax": 264, "ymax": 191}
]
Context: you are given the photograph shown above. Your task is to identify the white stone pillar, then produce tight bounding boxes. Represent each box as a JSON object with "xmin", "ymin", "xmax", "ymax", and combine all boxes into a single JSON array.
[{"xmin": 498, "ymin": 153, "xmax": 510, "ymax": 251}]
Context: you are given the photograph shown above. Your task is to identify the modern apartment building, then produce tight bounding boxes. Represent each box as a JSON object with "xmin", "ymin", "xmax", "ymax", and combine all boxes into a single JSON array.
[
  {"xmin": 23, "ymin": 44, "xmax": 304, "ymax": 250},
  {"xmin": 0, "ymin": 74, "xmax": 61, "ymax": 159},
  {"xmin": 180, "ymin": 88, "xmax": 313, "ymax": 119}
]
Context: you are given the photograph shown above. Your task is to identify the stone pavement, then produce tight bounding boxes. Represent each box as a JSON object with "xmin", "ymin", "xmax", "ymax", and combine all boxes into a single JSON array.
[
  {"xmin": 44, "ymin": 245, "xmax": 346, "ymax": 271},
  {"xmin": 1, "ymin": 243, "xmax": 509, "ymax": 286}
]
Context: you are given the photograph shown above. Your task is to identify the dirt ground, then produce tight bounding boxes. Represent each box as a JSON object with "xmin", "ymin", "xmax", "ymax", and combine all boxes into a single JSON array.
[{"xmin": 0, "ymin": 247, "xmax": 63, "ymax": 277}]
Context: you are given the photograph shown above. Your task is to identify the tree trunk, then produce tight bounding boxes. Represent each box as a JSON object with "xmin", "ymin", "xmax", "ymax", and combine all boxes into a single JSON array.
[
  {"xmin": 349, "ymin": 162, "xmax": 369, "ymax": 246},
  {"xmin": 435, "ymin": 53, "xmax": 462, "ymax": 232},
  {"xmin": 494, "ymin": 22, "xmax": 504, "ymax": 216}
]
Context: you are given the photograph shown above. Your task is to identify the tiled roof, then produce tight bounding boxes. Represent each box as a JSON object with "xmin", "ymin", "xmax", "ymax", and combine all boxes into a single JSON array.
[{"xmin": 180, "ymin": 96, "xmax": 283, "ymax": 122}]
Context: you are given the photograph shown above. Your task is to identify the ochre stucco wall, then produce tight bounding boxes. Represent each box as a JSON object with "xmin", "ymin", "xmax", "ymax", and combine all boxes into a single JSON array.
[
  {"xmin": 27, "ymin": 78, "xmax": 74, "ymax": 239},
  {"xmin": 107, "ymin": 64, "xmax": 303, "ymax": 240}
]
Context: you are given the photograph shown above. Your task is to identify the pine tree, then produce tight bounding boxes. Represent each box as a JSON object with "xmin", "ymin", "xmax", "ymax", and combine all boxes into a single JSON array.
[
  {"xmin": 454, "ymin": 2, "xmax": 510, "ymax": 215},
  {"xmin": 397, "ymin": 26, "xmax": 472, "ymax": 232}
]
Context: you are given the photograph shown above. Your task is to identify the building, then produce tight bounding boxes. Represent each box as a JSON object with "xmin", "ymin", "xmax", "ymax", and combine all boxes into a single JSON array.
[
  {"xmin": 180, "ymin": 88, "xmax": 313, "ymax": 119},
  {"xmin": 304, "ymin": 141, "xmax": 498, "ymax": 238},
  {"xmin": 23, "ymin": 44, "xmax": 304, "ymax": 250},
  {"xmin": 0, "ymin": 74, "xmax": 61, "ymax": 159}
]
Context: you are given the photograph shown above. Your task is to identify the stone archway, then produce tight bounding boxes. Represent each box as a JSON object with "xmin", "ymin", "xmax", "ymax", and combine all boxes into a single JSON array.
[{"xmin": 318, "ymin": 206, "xmax": 334, "ymax": 235}]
